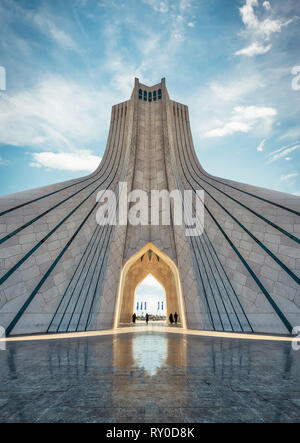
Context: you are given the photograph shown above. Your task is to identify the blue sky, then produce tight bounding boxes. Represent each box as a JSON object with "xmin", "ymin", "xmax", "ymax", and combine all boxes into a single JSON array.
[
  {"xmin": 0, "ymin": 0, "xmax": 299, "ymax": 196},
  {"xmin": 135, "ymin": 274, "xmax": 165, "ymax": 316}
]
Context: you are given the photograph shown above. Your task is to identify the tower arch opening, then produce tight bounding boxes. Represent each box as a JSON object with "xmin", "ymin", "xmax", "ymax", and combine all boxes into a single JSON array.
[
  {"xmin": 134, "ymin": 274, "xmax": 166, "ymax": 321},
  {"xmin": 114, "ymin": 243, "xmax": 186, "ymax": 328}
]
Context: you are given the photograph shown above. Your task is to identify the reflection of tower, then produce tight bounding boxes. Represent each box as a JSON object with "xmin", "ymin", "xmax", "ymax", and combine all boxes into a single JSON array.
[
  {"xmin": 0, "ymin": 77, "xmax": 299, "ymax": 336},
  {"xmin": 113, "ymin": 332, "xmax": 187, "ymax": 377},
  {"xmin": 112, "ymin": 332, "xmax": 188, "ymax": 420}
]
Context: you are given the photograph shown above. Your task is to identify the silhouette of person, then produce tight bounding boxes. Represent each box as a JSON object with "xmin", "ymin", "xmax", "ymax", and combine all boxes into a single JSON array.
[
  {"xmin": 174, "ymin": 312, "xmax": 178, "ymax": 324},
  {"xmin": 146, "ymin": 313, "xmax": 149, "ymax": 324},
  {"xmin": 169, "ymin": 313, "xmax": 174, "ymax": 325},
  {"xmin": 132, "ymin": 313, "xmax": 136, "ymax": 324}
]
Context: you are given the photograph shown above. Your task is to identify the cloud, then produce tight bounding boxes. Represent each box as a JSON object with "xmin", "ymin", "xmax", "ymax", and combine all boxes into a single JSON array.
[
  {"xmin": 0, "ymin": 156, "xmax": 9, "ymax": 166},
  {"xmin": 30, "ymin": 8, "xmax": 79, "ymax": 51},
  {"xmin": 141, "ymin": 0, "xmax": 195, "ymax": 41},
  {"xmin": 0, "ymin": 76, "xmax": 118, "ymax": 152},
  {"xmin": 179, "ymin": 0, "xmax": 191, "ymax": 11},
  {"xmin": 237, "ymin": 106, "xmax": 277, "ymax": 120},
  {"xmin": 279, "ymin": 128, "xmax": 300, "ymax": 140},
  {"xmin": 209, "ymin": 75, "xmax": 264, "ymax": 103},
  {"xmin": 171, "ymin": 15, "xmax": 186, "ymax": 41},
  {"xmin": 139, "ymin": 274, "xmax": 163, "ymax": 290},
  {"xmin": 279, "ymin": 172, "xmax": 299, "ymax": 182},
  {"xmin": 29, "ymin": 150, "xmax": 101, "ymax": 172},
  {"xmin": 1, "ymin": 2, "xmax": 79, "ymax": 52},
  {"xmin": 236, "ymin": 0, "xmax": 294, "ymax": 56},
  {"xmin": 263, "ymin": 1, "xmax": 271, "ymax": 10},
  {"xmin": 204, "ymin": 106, "xmax": 277, "ymax": 138},
  {"xmin": 205, "ymin": 122, "xmax": 248, "ymax": 138},
  {"xmin": 267, "ymin": 142, "xmax": 300, "ymax": 162},
  {"xmin": 187, "ymin": 67, "xmax": 285, "ymax": 144},
  {"xmin": 256, "ymin": 139, "xmax": 266, "ymax": 151},
  {"xmin": 143, "ymin": 0, "xmax": 169, "ymax": 13},
  {"xmin": 235, "ymin": 42, "xmax": 271, "ymax": 56},
  {"xmin": 239, "ymin": 0, "xmax": 293, "ymax": 39},
  {"xmin": 48, "ymin": 25, "xmax": 77, "ymax": 50}
]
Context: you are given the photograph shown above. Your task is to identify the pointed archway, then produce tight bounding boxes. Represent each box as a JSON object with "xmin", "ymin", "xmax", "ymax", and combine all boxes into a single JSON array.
[{"xmin": 114, "ymin": 243, "xmax": 187, "ymax": 328}]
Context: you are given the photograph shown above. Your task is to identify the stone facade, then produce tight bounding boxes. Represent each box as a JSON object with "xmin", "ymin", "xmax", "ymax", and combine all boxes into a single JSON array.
[{"xmin": 0, "ymin": 78, "xmax": 299, "ymax": 335}]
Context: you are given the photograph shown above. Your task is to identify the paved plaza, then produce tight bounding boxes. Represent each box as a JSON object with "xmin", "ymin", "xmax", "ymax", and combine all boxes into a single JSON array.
[{"xmin": 0, "ymin": 327, "xmax": 299, "ymax": 423}]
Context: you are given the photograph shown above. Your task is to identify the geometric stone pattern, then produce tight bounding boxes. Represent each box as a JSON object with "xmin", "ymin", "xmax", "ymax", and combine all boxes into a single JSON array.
[{"xmin": 0, "ymin": 77, "xmax": 299, "ymax": 335}]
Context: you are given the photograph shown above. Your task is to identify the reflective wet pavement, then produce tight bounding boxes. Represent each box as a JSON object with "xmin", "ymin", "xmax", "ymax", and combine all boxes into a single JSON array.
[{"xmin": 0, "ymin": 330, "xmax": 300, "ymax": 422}]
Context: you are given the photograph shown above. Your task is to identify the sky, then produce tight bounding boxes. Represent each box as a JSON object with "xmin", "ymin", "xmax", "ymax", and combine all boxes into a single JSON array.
[
  {"xmin": 0, "ymin": 0, "xmax": 299, "ymax": 196},
  {"xmin": 135, "ymin": 274, "xmax": 166, "ymax": 316}
]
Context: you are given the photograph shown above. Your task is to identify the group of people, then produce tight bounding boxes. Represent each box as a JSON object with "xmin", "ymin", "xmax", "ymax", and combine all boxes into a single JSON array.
[
  {"xmin": 131, "ymin": 312, "xmax": 179, "ymax": 325},
  {"xmin": 132, "ymin": 313, "xmax": 150, "ymax": 324}
]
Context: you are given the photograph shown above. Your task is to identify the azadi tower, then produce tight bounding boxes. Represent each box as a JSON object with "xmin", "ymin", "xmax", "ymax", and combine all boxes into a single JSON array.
[{"xmin": 0, "ymin": 78, "xmax": 299, "ymax": 336}]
